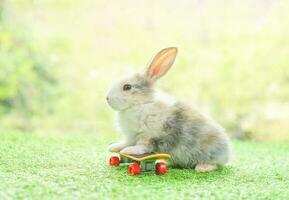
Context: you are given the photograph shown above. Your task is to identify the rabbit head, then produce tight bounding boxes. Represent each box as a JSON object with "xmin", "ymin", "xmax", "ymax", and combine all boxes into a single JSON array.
[{"xmin": 106, "ymin": 47, "xmax": 178, "ymax": 111}]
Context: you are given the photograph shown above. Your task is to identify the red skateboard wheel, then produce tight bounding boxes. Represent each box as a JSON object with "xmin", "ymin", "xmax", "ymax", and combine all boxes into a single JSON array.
[
  {"xmin": 128, "ymin": 163, "xmax": 141, "ymax": 175},
  {"xmin": 155, "ymin": 162, "xmax": 167, "ymax": 175},
  {"xmin": 109, "ymin": 156, "xmax": 120, "ymax": 166}
]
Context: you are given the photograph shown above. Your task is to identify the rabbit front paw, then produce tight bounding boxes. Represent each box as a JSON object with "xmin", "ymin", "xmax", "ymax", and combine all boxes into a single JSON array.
[
  {"xmin": 107, "ymin": 142, "xmax": 128, "ymax": 152},
  {"xmin": 120, "ymin": 145, "xmax": 151, "ymax": 155}
]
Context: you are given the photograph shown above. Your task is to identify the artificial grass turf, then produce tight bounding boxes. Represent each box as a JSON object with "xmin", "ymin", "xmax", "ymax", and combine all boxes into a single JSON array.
[{"xmin": 0, "ymin": 132, "xmax": 288, "ymax": 200}]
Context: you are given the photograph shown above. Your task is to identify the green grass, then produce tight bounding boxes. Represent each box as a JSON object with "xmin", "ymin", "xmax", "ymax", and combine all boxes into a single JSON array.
[{"xmin": 0, "ymin": 132, "xmax": 288, "ymax": 200}]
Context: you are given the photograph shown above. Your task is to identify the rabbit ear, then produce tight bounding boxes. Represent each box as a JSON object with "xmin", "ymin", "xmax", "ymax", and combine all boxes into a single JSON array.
[{"xmin": 145, "ymin": 47, "xmax": 178, "ymax": 83}]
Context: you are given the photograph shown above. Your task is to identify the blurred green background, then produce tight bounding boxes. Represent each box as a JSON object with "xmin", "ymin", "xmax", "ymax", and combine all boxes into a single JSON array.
[{"xmin": 1, "ymin": 0, "xmax": 289, "ymax": 142}]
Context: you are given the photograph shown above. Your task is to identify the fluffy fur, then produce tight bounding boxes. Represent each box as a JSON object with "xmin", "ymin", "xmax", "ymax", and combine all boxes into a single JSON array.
[{"xmin": 106, "ymin": 47, "xmax": 232, "ymax": 171}]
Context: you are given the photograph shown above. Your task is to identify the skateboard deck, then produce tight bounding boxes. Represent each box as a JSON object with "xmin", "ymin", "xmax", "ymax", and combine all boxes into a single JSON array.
[{"xmin": 119, "ymin": 152, "xmax": 171, "ymax": 162}]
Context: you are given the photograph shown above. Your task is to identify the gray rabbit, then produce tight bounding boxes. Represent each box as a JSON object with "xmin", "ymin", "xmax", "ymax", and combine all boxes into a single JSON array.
[{"xmin": 106, "ymin": 47, "xmax": 232, "ymax": 172}]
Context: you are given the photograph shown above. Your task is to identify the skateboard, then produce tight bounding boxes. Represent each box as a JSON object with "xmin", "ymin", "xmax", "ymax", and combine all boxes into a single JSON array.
[{"xmin": 109, "ymin": 152, "xmax": 171, "ymax": 175}]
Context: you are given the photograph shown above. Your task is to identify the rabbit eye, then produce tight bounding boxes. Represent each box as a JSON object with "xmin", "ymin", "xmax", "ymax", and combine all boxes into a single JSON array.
[{"xmin": 123, "ymin": 84, "xmax": 132, "ymax": 91}]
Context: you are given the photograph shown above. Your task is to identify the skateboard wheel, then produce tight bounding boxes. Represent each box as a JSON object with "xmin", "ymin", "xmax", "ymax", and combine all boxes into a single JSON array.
[
  {"xmin": 109, "ymin": 156, "xmax": 120, "ymax": 166},
  {"xmin": 156, "ymin": 162, "xmax": 167, "ymax": 175},
  {"xmin": 128, "ymin": 163, "xmax": 141, "ymax": 175}
]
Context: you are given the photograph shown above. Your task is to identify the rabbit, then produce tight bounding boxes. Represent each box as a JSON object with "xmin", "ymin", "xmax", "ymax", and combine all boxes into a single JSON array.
[{"xmin": 106, "ymin": 47, "xmax": 232, "ymax": 172}]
